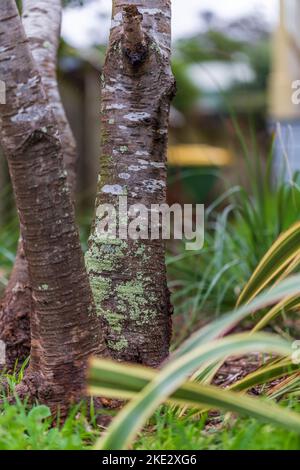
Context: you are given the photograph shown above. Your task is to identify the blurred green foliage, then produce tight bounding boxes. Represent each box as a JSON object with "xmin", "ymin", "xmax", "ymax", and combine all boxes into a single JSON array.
[
  {"xmin": 171, "ymin": 12, "xmax": 271, "ymax": 114},
  {"xmin": 171, "ymin": 59, "xmax": 201, "ymax": 112}
]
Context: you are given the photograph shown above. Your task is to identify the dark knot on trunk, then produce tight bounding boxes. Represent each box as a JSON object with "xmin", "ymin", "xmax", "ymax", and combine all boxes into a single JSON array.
[{"xmin": 122, "ymin": 5, "xmax": 148, "ymax": 67}]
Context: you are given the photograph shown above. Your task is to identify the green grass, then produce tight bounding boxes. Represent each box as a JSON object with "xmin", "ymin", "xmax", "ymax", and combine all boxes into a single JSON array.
[
  {"xmin": 0, "ymin": 367, "xmax": 101, "ymax": 450},
  {"xmin": 135, "ymin": 404, "xmax": 300, "ymax": 450},
  {"xmin": 1, "ymin": 379, "xmax": 300, "ymax": 451},
  {"xmin": 1, "ymin": 365, "xmax": 299, "ymax": 450},
  {"xmin": 0, "ymin": 400, "xmax": 95, "ymax": 450}
]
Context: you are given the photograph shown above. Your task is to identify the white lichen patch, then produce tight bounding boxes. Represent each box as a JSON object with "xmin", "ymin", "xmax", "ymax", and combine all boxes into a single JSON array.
[
  {"xmin": 105, "ymin": 83, "xmax": 128, "ymax": 94},
  {"xmin": 15, "ymin": 76, "xmax": 39, "ymax": 97},
  {"xmin": 28, "ymin": 75, "xmax": 40, "ymax": 87},
  {"xmin": 135, "ymin": 151, "xmax": 149, "ymax": 157},
  {"xmin": 119, "ymin": 173, "xmax": 131, "ymax": 180},
  {"xmin": 105, "ymin": 85, "xmax": 117, "ymax": 93},
  {"xmin": 140, "ymin": 8, "xmax": 171, "ymax": 18},
  {"xmin": 59, "ymin": 170, "xmax": 68, "ymax": 179},
  {"xmin": 128, "ymin": 165, "xmax": 144, "ymax": 171},
  {"xmin": 142, "ymin": 179, "xmax": 166, "ymax": 193},
  {"xmin": 124, "ymin": 112, "xmax": 151, "ymax": 122},
  {"xmin": 106, "ymin": 103, "xmax": 126, "ymax": 110},
  {"xmin": 101, "ymin": 184, "xmax": 124, "ymax": 195},
  {"xmin": 113, "ymin": 146, "xmax": 128, "ymax": 155},
  {"xmin": 12, "ymin": 282, "xmax": 23, "ymax": 294},
  {"xmin": 11, "ymin": 103, "xmax": 45, "ymax": 123},
  {"xmin": 151, "ymin": 162, "xmax": 165, "ymax": 169},
  {"xmin": 111, "ymin": 11, "xmax": 122, "ymax": 28}
]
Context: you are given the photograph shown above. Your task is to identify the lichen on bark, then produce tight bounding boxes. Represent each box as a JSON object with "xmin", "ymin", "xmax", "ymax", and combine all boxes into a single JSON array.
[{"xmin": 86, "ymin": 0, "xmax": 175, "ymax": 366}]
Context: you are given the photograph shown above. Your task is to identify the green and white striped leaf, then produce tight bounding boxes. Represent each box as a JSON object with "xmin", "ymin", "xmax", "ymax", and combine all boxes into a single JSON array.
[
  {"xmin": 252, "ymin": 295, "xmax": 300, "ymax": 333},
  {"xmin": 237, "ymin": 222, "xmax": 300, "ymax": 306},
  {"xmin": 89, "ymin": 356, "xmax": 300, "ymax": 419},
  {"xmin": 230, "ymin": 358, "xmax": 299, "ymax": 392},
  {"xmin": 92, "ymin": 333, "xmax": 295, "ymax": 450},
  {"xmin": 174, "ymin": 274, "xmax": 300, "ymax": 359}
]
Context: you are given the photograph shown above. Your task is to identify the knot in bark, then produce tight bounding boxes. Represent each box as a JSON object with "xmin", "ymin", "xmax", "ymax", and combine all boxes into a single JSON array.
[{"xmin": 122, "ymin": 5, "xmax": 148, "ymax": 67}]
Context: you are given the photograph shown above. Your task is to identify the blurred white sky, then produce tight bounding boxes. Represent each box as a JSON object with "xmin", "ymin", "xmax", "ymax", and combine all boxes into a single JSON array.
[{"xmin": 62, "ymin": 0, "xmax": 279, "ymax": 49}]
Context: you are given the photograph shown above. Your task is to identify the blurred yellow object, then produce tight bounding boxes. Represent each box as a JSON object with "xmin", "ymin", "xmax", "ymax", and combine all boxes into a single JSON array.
[{"xmin": 168, "ymin": 144, "xmax": 233, "ymax": 167}]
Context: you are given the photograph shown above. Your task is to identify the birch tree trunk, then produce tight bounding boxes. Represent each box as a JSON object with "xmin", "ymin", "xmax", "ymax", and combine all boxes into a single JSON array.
[
  {"xmin": 0, "ymin": 0, "xmax": 78, "ymax": 371},
  {"xmin": 86, "ymin": 0, "xmax": 175, "ymax": 366},
  {"xmin": 0, "ymin": 0, "xmax": 104, "ymax": 413}
]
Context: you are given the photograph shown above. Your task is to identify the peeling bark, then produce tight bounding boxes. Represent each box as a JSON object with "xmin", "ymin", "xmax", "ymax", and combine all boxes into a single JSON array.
[
  {"xmin": 0, "ymin": 0, "xmax": 104, "ymax": 413},
  {"xmin": 0, "ymin": 0, "xmax": 78, "ymax": 371},
  {"xmin": 86, "ymin": 0, "xmax": 175, "ymax": 366}
]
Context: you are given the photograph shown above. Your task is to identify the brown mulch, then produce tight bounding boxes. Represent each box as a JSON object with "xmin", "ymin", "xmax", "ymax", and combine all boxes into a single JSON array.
[{"xmin": 213, "ymin": 353, "xmax": 267, "ymax": 390}]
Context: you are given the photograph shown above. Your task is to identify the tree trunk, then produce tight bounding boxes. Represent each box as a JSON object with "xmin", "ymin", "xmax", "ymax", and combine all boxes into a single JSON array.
[
  {"xmin": 0, "ymin": 242, "xmax": 32, "ymax": 370},
  {"xmin": 85, "ymin": 0, "xmax": 175, "ymax": 366},
  {"xmin": 0, "ymin": 0, "xmax": 104, "ymax": 413},
  {"xmin": 0, "ymin": 0, "xmax": 78, "ymax": 371},
  {"xmin": 22, "ymin": 0, "xmax": 77, "ymax": 190}
]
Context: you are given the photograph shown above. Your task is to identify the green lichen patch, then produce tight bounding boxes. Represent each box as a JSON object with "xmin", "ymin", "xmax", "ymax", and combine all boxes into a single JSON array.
[
  {"xmin": 134, "ymin": 243, "xmax": 150, "ymax": 261},
  {"xmin": 105, "ymin": 311, "xmax": 123, "ymax": 334},
  {"xmin": 39, "ymin": 284, "xmax": 49, "ymax": 291},
  {"xmin": 86, "ymin": 236, "xmax": 128, "ymax": 273},
  {"xmin": 88, "ymin": 275, "xmax": 111, "ymax": 317},
  {"xmin": 116, "ymin": 277, "xmax": 156, "ymax": 324},
  {"xmin": 149, "ymin": 41, "xmax": 162, "ymax": 55},
  {"xmin": 108, "ymin": 337, "xmax": 128, "ymax": 352},
  {"xmin": 85, "ymin": 249, "xmax": 105, "ymax": 273},
  {"xmin": 119, "ymin": 145, "xmax": 128, "ymax": 154}
]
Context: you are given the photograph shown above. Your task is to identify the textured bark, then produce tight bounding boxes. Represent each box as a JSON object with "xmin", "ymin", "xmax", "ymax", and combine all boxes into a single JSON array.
[
  {"xmin": 0, "ymin": 240, "xmax": 31, "ymax": 370},
  {"xmin": 0, "ymin": 0, "xmax": 78, "ymax": 371},
  {"xmin": 86, "ymin": 0, "xmax": 175, "ymax": 366},
  {"xmin": 0, "ymin": 0, "xmax": 104, "ymax": 413},
  {"xmin": 22, "ymin": 0, "xmax": 77, "ymax": 191}
]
